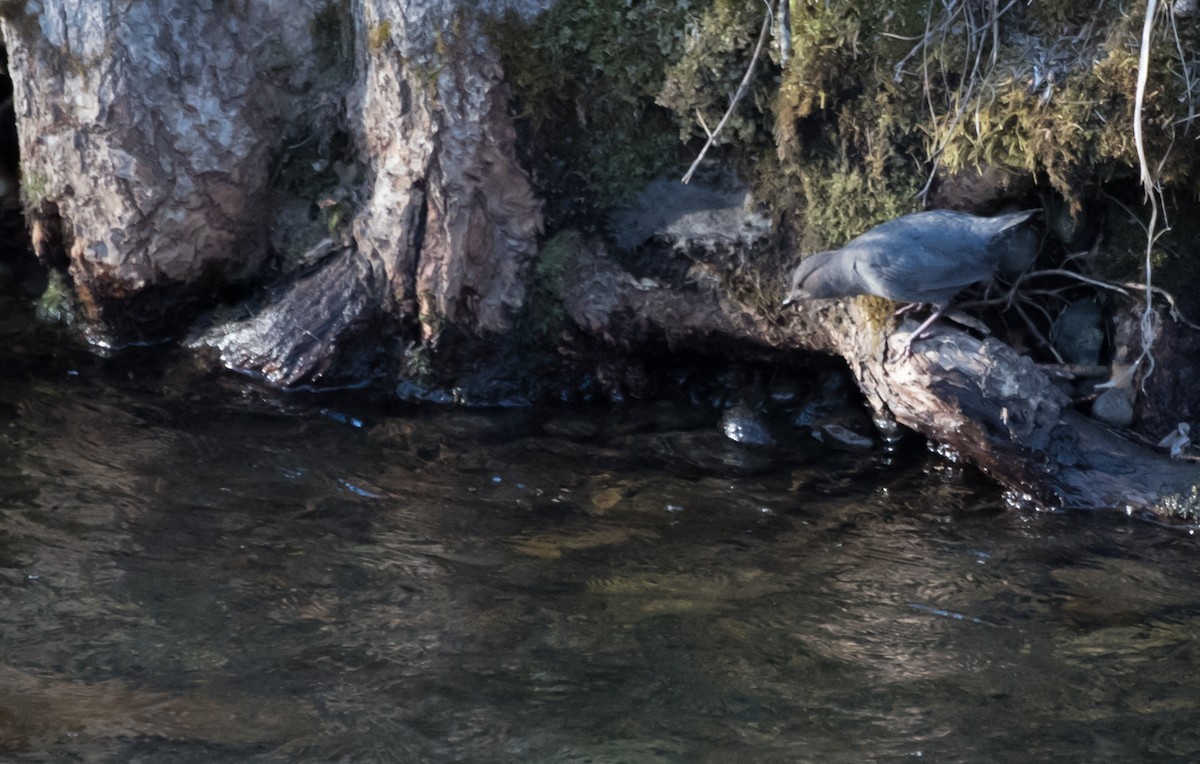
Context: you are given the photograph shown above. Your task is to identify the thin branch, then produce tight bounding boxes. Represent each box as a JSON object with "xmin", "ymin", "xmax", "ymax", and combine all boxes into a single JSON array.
[
  {"xmin": 682, "ymin": 1, "xmax": 774, "ymax": 185},
  {"xmin": 1021, "ymin": 268, "xmax": 1131, "ymax": 295}
]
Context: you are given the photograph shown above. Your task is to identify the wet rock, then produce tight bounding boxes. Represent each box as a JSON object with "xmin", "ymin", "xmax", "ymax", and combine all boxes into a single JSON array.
[
  {"xmin": 646, "ymin": 431, "xmax": 778, "ymax": 475},
  {"xmin": 767, "ymin": 373, "xmax": 805, "ymax": 405},
  {"xmin": 608, "ymin": 168, "xmax": 770, "ymax": 254},
  {"xmin": 790, "ymin": 370, "xmax": 862, "ymax": 429},
  {"xmin": 814, "ymin": 423, "xmax": 874, "ymax": 453},
  {"xmin": 1092, "ymin": 388, "xmax": 1133, "ymax": 428},
  {"xmin": 720, "ymin": 404, "xmax": 774, "ymax": 446},
  {"xmin": 1053, "ymin": 299, "xmax": 1104, "ymax": 366}
]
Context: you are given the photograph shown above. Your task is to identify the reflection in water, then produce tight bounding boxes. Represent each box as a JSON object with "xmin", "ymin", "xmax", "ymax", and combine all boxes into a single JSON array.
[{"xmin": 2, "ymin": 347, "xmax": 1200, "ymax": 762}]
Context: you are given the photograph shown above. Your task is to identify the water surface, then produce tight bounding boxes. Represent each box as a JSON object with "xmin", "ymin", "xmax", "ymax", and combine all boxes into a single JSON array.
[{"xmin": 2, "ymin": 327, "xmax": 1199, "ymax": 762}]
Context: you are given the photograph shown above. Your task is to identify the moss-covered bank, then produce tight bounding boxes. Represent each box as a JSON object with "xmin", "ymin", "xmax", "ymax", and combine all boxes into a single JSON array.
[{"xmin": 494, "ymin": 0, "xmax": 1200, "ymax": 272}]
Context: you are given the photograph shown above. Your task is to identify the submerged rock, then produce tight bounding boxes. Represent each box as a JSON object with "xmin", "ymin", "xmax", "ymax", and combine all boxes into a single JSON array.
[
  {"xmin": 720, "ymin": 404, "xmax": 775, "ymax": 446},
  {"xmin": 814, "ymin": 423, "xmax": 875, "ymax": 453}
]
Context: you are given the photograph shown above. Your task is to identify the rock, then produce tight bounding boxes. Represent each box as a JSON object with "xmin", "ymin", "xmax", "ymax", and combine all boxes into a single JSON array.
[
  {"xmin": 767, "ymin": 373, "xmax": 804, "ymax": 405},
  {"xmin": 1092, "ymin": 388, "xmax": 1134, "ymax": 429},
  {"xmin": 814, "ymin": 423, "xmax": 875, "ymax": 453},
  {"xmin": 1053, "ymin": 299, "xmax": 1105, "ymax": 366},
  {"xmin": 608, "ymin": 168, "xmax": 770, "ymax": 254},
  {"xmin": 720, "ymin": 404, "xmax": 774, "ymax": 446}
]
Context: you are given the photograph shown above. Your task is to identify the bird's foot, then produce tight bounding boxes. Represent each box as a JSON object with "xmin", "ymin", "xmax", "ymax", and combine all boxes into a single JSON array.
[{"xmin": 887, "ymin": 308, "xmax": 945, "ymax": 363}]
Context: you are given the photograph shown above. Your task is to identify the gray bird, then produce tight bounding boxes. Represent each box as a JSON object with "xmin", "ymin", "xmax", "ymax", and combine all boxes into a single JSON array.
[{"xmin": 783, "ymin": 209, "xmax": 1039, "ymax": 350}]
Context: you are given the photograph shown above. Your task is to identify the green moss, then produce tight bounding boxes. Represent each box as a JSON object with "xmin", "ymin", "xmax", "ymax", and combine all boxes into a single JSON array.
[
  {"xmin": 367, "ymin": 20, "xmax": 391, "ymax": 52},
  {"xmin": 493, "ymin": 0, "xmax": 1200, "ymax": 297},
  {"xmin": 36, "ymin": 269, "xmax": 78, "ymax": 326},
  {"xmin": 696, "ymin": 0, "xmax": 1197, "ymax": 254},
  {"xmin": 913, "ymin": 3, "xmax": 1200, "ymax": 206},
  {"xmin": 489, "ymin": 1, "xmax": 695, "ymax": 225},
  {"xmin": 856, "ymin": 295, "xmax": 897, "ymax": 336},
  {"xmin": 658, "ymin": 0, "xmax": 774, "ymax": 150},
  {"xmin": 516, "ymin": 230, "xmax": 582, "ymax": 345}
]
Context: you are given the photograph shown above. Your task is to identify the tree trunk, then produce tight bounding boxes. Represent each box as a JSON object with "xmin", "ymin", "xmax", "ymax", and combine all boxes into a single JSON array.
[
  {"xmin": 3, "ymin": 1, "xmax": 543, "ymax": 363},
  {"xmin": 4, "ymin": 1, "xmax": 312, "ymax": 329}
]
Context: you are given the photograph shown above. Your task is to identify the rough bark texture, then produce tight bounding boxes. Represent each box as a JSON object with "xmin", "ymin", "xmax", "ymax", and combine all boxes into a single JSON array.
[
  {"xmin": 3, "ymin": 0, "xmax": 542, "ymax": 355},
  {"xmin": 189, "ymin": 248, "xmax": 384, "ymax": 387},
  {"xmin": 3, "ymin": 1, "xmax": 319, "ymax": 327},
  {"xmin": 349, "ymin": 1, "xmax": 542, "ymax": 338}
]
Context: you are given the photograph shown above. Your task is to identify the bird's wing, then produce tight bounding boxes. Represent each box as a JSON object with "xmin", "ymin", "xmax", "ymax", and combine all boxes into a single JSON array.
[
  {"xmin": 846, "ymin": 228, "xmax": 974, "ymax": 300},
  {"xmin": 837, "ymin": 210, "xmax": 1038, "ymax": 304},
  {"xmin": 851, "ymin": 244, "xmax": 978, "ymax": 304}
]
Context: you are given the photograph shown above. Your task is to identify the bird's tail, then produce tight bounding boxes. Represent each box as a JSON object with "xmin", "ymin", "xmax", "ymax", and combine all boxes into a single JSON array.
[{"xmin": 996, "ymin": 209, "xmax": 1040, "ymax": 231}]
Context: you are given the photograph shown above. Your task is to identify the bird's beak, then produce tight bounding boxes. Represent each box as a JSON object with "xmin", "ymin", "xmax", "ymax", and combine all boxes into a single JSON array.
[{"xmin": 781, "ymin": 294, "xmax": 795, "ymax": 307}]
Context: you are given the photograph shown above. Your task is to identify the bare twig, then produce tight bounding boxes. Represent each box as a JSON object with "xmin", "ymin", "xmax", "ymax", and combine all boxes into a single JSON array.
[
  {"xmin": 1037, "ymin": 363, "xmax": 1111, "ymax": 379},
  {"xmin": 1013, "ymin": 300, "xmax": 1066, "ymax": 363},
  {"xmin": 682, "ymin": 1, "xmax": 774, "ymax": 185},
  {"xmin": 1021, "ymin": 268, "xmax": 1132, "ymax": 295}
]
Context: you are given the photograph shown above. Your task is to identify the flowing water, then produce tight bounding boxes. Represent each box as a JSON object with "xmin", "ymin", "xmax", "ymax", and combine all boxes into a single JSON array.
[{"xmin": 3, "ymin": 314, "xmax": 1200, "ymax": 762}]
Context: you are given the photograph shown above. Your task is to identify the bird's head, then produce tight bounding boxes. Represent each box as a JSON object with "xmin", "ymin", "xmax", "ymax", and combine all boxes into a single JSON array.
[{"xmin": 782, "ymin": 251, "xmax": 838, "ymax": 306}]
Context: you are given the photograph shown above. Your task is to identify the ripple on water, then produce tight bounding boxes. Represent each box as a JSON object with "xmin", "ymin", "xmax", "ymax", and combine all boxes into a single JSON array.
[{"xmin": 2, "ymin": 368, "xmax": 1200, "ymax": 761}]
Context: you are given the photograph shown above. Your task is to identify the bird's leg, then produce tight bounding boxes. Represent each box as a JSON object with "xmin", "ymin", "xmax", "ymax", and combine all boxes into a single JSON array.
[{"xmin": 894, "ymin": 305, "xmax": 945, "ymax": 360}]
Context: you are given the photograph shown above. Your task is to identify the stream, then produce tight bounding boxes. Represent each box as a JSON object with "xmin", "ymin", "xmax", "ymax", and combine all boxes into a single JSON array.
[{"xmin": 2, "ymin": 302, "xmax": 1200, "ymax": 762}]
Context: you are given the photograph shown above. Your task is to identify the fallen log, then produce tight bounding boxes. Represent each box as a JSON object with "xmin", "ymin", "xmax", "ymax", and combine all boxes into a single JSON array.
[{"xmin": 562, "ymin": 243, "xmax": 1200, "ymax": 519}]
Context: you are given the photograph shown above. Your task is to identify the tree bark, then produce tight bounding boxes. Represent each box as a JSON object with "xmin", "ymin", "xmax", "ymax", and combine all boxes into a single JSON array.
[
  {"xmin": 3, "ymin": 1, "xmax": 542, "ymax": 355},
  {"xmin": 3, "ymin": 1, "xmax": 316, "ymax": 328}
]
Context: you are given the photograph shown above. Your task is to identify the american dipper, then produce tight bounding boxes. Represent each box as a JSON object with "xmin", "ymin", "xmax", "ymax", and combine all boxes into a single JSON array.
[{"xmin": 783, "ymin": 209, "xmax": 1038, "ymax": 351}]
